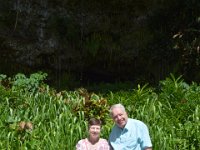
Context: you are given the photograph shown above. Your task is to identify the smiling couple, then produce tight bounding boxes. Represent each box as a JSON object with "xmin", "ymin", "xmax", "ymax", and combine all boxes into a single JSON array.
[{"xmin": 76, "ymin": 103, "xmax": 152, "ymax": 150}]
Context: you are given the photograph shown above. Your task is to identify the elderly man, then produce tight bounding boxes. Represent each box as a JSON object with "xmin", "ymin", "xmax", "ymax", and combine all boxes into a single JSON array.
[{"xmin": 109, "ymin": 103, "xmax": 152, "ymax": 150}]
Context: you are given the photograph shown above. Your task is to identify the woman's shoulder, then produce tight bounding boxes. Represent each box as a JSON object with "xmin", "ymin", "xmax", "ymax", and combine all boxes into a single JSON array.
[
  {"xmin": 99, "ymin": 138, "xmax": 109, "ymax": 143},
  {"xmin": 76, "ymin": 138, "xmax": 88, "ymax": 150},
  {"xmin": 77, "ymin": 138, "xmax": 88, "ymax": 144},
  {"xmin": 99, "ymin": 138, "xmax": 110, "ymax": 149}
]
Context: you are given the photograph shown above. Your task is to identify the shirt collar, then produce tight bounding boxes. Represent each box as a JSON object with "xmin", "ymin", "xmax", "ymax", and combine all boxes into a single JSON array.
[{"xmin": 117, "ymin": 118, "xmax": 130, "ymax": 132}]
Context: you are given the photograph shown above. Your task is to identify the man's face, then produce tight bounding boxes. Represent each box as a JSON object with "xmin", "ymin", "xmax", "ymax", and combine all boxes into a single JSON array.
[
  {"xmin": 111, "ymin": 107, "xmax": 128, "ymax": 128},
  {"xmin": 89, "ymin": 125, "xmax": 101, "ymax": 139}
]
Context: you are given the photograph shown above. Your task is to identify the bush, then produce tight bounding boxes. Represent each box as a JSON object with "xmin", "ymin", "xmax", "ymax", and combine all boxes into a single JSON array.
[{"xmin": 0, "ymin": 72, "xmax": 199, "ymax": 149}]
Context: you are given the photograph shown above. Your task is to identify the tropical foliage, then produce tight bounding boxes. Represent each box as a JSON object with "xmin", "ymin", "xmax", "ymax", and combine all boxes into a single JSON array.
[{"xmin": 0, "ymin": 72, "xmax": 199, "ymax": 149}]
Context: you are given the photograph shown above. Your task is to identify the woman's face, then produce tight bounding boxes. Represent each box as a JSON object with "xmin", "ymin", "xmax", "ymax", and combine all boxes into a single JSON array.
[{"xmin": 89, "ymin": 125, "xmax": 101, "ymax": 140}]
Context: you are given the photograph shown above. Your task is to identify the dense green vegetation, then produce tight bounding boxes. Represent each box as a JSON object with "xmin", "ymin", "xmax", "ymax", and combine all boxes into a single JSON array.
[{"xmin": 0, "ymin": 72, "xmax": 199, "ymax": 149}]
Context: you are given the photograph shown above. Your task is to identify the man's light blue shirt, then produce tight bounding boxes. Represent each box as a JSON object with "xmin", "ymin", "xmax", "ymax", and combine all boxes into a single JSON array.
[{"xmin": 109, "ymin": 118, "xmax": 152, "ymax": 150}]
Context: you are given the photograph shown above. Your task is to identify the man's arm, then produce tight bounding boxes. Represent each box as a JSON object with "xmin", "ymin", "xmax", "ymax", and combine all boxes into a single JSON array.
[{"xmin": 145, "ymin": 147, "xmax": 152, "ymax": 150}]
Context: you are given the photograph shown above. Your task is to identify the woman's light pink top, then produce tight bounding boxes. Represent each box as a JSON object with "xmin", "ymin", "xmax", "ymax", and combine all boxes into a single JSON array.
[{"xmin": 76, "ymin": 138, "xmax": 110, "ymax": 150}]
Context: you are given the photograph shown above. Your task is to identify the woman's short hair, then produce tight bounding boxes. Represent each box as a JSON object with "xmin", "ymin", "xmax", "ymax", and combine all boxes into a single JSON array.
[{"xmin": 88, "ymin": 118, "xmax": 102, "ymax": 127}]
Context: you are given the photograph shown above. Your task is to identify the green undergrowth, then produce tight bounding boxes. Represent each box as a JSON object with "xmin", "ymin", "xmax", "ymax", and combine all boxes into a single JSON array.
[{"xmin": 0, "ymin": 72, "xmax": 199, "ymax": 149}]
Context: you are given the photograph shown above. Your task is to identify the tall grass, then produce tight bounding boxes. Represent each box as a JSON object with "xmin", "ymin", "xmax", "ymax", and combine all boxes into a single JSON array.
[
  {"xmin": 0, "ymin": 73, "xmax": 199, "ymax": 149},
  {"xmin": 106, "ymin": 74, "xmax": 200, "ymax": 150}
]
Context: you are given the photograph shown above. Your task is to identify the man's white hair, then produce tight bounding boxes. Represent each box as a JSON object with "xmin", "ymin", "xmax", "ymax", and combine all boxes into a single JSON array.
[{"xmin": 109, "ymin": 103, "xmax": 126, "ymax": 116}]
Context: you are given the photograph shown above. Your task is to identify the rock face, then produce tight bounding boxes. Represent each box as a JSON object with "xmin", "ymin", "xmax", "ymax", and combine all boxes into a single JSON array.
[
  {"xmin": 1, "ymin": 1, "xmax": 183, "ymax": 85},
  {"xmin": 0, "ymin": 1, "xmax": 80, "ymax": 76},
  {"xmin": 1, "ymin": 1, "xmax": 145, "ymax": 77},
  {"xmin": 1, "ymin": 1, "xmax": 61, "ymax": 67}
]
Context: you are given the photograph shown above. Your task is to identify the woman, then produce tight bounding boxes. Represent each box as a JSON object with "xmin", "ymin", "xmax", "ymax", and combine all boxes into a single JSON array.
[{"xmin": 76, "ymin": 118, "xmax": 110, "ymax": 150}]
